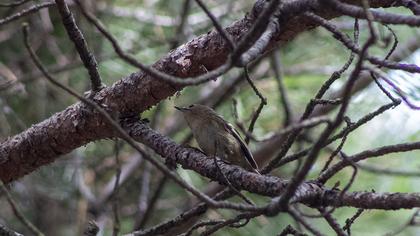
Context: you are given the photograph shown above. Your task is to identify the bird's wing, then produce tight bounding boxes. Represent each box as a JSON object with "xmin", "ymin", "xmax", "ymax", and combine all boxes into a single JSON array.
[{"xmin": 224, "ymin": 122, "xmax": 259, "ymax": 172}]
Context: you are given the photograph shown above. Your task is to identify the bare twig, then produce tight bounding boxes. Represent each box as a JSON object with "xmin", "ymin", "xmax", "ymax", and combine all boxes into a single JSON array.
[
  {"xmin": 343, "ymin": 208, "xmax": 364, "ymax": 234},
  {"xmin": 318, "ymin": 207, "xmax": 347, "ymax": 236},
  {"xmin": 318, "ymin": 141, "xmax": 420, "ymax": 183},
  {"xmin": 112, "ymin": 141, "xmax": 122, "ymax": 236},
  {"xmin": 231, "ymin": 0, "xmax": 281, "ymax": 64},
  {"xmin": 134, "ymin": 176, "xmax": 168, "ymax": 229},
  {"xmin": 275, "ymin": 98, "xmax": 401, "ymax": 169},
  {"xmin": 0, "ymin": 0, "xmax": 30, "ymax": 7},
  {"xmin": 177, "ymin": 219, "xmax": 224, "ymax": 236},
  {"xmin": 322, "ymin": 0, "xmax": 420, "ymax": 26},
  {"xmin": 55, "ymin": 0, "xmax": 103, "ymax": 92},
  {"xmin": 271, "ymin": 52, "xmax": 293, "ymax": 126},
  {"xmin": 288, "ymin": 208, "xmax": 324, "ymax": 236},
  {"xmin": 199, "ymin": 212, "xmax": 260, "ymax": 236},
  {"xmin": 383, "ymin": 209, "xmax": 420, "ymax": 236},
  {"xmin": 0, "ymin": 181, "xmax": 44, "ymax": 236},
  {"xmin": 75, "ymin": 0, "xmax": 231, "ymax": 86},
  {"xmin": 304, "ymin": 12, "xmax": 420, "ymax": 73},
  {"xmin": 133, "ymin": 162, "xmax": 152, "ymax": 230},
  {"xmin": 269, "ymin": 24, "xmax": 377, "ymax": 212},
  {"xmin": 239, "ymin": 115, "xmax": 331, "ymax": 143},
  {"xmin": 194, "ymin": 0, "xmax": 235, "ymax": 50},
  {"xmin": 0, "ymin": 1, "xmax": 54, "ymax": 26},
  {"xmin": 262, "ymin": 18, "xmax": 358, "ymax": 172},
  {"xmin": 357, "ymin": 163, "xmax": 420, "ymax": 177},
  {"xmin": 243, "ymin": 66, "xmax": 267, "ymax": 144},
  {"xmin": 170, "ymin": 0, "xmax": 192, "ymax": 49}
]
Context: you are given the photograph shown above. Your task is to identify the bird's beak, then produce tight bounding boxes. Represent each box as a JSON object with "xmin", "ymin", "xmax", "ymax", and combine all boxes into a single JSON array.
[{"xmin": 174, "ymin": 106, "xmax": 190, "ymax": 112}]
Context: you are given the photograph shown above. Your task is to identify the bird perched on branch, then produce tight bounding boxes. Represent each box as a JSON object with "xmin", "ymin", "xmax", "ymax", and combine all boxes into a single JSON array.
[{"xmin": 175, "ymin": 104, "xmax": 261, "ymax": 174}]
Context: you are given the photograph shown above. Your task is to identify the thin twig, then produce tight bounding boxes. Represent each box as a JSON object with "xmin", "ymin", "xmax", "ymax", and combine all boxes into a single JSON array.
[
  {"xmin": 343, "ymin": 208, "xmax": 364, "ymax": 234},
  {"xmin": 322, "ymin": 0, "xmax": 420, "ymax": 26},
  {"xmin": 243, "ymin": 66, "xmax": 267, "ymax": 144},
  {"xmin": 238, "ymin": 115, "xmax": 330, "ymax": 143},
  {"xmin": 0, "ymin": 1, "xmax": 54, "ymax": 26},
  {"xmin": 213, "ymin": 153, "xmax": 255, "ymax": 206},
  {"xmin": 320, "ymin": 118, "xmax": 352, "ymax": 173},
  {"xmin": 383, "ymin": 209, "xmax": 420, "ymax": 236},
  {"xmin": 318, "ymin": 207, "xmax": 347, "ymax": 236},
  {"xmin": 318, "ymin": 141, "xmax": 420, "ymax": 183},
  {"xmin": 177, "ymin": 219, "xmax": 224, "ymax": 236},
  {"xmin": 75, "ymin": 0, "xmax": 231, "ymax": 86},
  {"xmin": 170, "ymin": 0, "xmax": 192, "ymax": 49},
  {"xmin": 112, "ymin": 141, "xmax": 122, "ymax": 236},
  {"xmin": 55, "ymin": 0, "xmax": 103, "ymax": 92},
  {"xmin": 288, "ymin": 208, "xmax": 324, "ymax": 236},
  {"xmin": 134, "ymin": 176, "xmax": 168, "ymax": 229},
  {"xmin": 262, "ymin": 19, "xmax": 358, "ymax": 172},
  {"xmin": 269, "ymin": 25, "xmax": 377, "ymax": 212},
  {"xmin": 274, "ymin": 99, "xmax": 401, "ymax": 168},
  {"xmin": 0, "ymin": 0, "xmax": 30, "ymax": 7},
  {"xmin": 0, "ymin": 180, "xmax": 44, "ymax": 236},
  {"xmin": 133, "ymin": 161, "xmax": 152, "ymax": 230},
  {"xmin": 200, "ymin": 212, "xmax": 260, "ymax": 236},
  {"xmin": 357, "ymin": 163, "xmax": 420, "ymax": 177},
  {"xmin": 271, "ymin": 52, "xmax": 293, "ymax": 126},
  {"xmin": 194, "ymin": 0, "xmax": 235, "ymax": 50},
  {"xmin": 231, "ymin": 0, "xmax": 281, "ymax": 64},
  {"xmin": 304, "ymin": 12, "xmax": 420, "ymax": 73}
]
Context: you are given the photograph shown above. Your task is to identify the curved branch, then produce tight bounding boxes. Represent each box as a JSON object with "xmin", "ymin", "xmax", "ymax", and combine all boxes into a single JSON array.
[{"xmin": 124, "ymin": 120, "xmax": 420, "ymax": 211}]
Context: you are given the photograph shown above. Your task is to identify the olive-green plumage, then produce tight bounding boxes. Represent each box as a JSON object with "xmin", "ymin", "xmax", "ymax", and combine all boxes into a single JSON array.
[{"xmin": 175, "ymin": 104, "xmax": 260, "ymax": 174}]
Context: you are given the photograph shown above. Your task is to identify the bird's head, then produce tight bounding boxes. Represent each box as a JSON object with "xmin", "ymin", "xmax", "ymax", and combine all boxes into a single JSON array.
[{"xmin": 175, "ymin": 104, "xmax": 218, "ymax": 124}]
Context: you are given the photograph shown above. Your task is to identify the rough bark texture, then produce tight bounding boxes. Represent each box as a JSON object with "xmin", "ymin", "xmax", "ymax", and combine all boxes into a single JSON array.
[
  {"xmin": 0, "ymin": 0, "xmax": 397, "ymax": 183},
  {"xmin": 124, "ymin": 120, "xmax": 420, "ymax": 210}
]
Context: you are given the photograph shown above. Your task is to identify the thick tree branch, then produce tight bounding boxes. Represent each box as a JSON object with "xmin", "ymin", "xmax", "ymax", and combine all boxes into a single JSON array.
[{"xmin": 123, "ymin": 120, "xmax": 420, "ymax": 211}]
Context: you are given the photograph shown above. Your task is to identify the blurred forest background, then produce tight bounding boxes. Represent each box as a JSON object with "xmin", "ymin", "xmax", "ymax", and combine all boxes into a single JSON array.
[{"xmin": 0, "ymin": 0, "xmax": 419, "ymax": 235}]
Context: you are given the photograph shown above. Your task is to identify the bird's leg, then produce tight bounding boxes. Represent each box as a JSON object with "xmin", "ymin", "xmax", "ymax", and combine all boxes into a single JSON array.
[{"xmin": 212, "ymin": 141, "xmax": 255, "ymax": 206}]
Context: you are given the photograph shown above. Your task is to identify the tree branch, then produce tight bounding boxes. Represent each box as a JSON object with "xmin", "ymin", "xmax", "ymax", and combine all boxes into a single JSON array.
[{"xmin": 123, "ymin": 120, "xmax": 420, "ymax": 210}]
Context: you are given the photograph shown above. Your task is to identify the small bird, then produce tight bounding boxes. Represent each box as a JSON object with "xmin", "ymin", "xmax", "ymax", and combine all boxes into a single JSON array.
[{"xmin": 175, "ymin": 104, "xmax": 260, "ymax": 174}]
